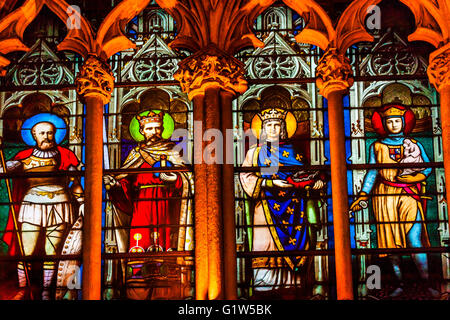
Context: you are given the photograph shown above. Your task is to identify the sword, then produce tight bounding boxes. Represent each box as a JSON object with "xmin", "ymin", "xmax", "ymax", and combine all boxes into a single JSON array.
[{"xmin": 0, "ymin": 142, "xmax": 33, "ymax": 299}]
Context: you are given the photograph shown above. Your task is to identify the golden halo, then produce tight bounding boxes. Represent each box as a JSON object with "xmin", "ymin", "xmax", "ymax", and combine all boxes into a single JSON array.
[{"xmin": 251, "ymin": 108, "xmax": 297, "ymax": 139}]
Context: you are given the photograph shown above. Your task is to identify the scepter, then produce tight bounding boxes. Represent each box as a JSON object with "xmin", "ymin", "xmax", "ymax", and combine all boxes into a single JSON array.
[{"xmin": 0, "ymin": 140, "xmax": 33, "ymax": 299}]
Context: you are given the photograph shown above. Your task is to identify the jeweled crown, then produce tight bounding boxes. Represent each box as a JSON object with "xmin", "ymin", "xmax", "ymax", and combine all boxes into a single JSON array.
[
  {"xmin": 137, "ymin": 111, "xmax": 164, "ymax": 126},
  {"xmin": 259, "ymin": 108, "xmax": 287, "ymax": 121},
  {"xmin": 380, "ymin": 106, "xmax": 406, "ymax": 118}
]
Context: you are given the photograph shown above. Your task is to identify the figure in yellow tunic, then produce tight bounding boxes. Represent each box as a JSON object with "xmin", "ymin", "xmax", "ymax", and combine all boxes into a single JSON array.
[{"xmin": 350, "ymin": 104, "xmax": 439, "ymax": 298}]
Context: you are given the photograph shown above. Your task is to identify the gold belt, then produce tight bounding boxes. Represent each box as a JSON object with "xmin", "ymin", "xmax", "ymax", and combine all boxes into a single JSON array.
[
  {"xmin": 252, "ymin": 257, "xmax": 285, "ymax": 268},
  {"xmin": 139, "ymin": 185, "xmax": 165, "ymax": 189},
  {"xmin": 29, "ymin": 189, "xmax": 65, "ymax": 199}
]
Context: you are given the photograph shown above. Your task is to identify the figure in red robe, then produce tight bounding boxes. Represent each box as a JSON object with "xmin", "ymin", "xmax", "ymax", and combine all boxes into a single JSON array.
[{"xmin": 104, "ymin": 111, "xmax": 193, "ymax": 299}]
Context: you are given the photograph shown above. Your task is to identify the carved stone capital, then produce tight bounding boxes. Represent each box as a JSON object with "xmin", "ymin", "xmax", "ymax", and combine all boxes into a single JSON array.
[
  {"xmin": 428, "ymin": 43, "xmax": 450, "ymax": 92},
  {"xmin": 75, "ymin": 56, "xmax": 115, "ymax": 105},
  {"xmin": 174, "ymin": 47, "xmax": 247, "ymax": 100},
  {"xmin": 316, "ymin": 48, "xmax": 354, "ymax": 98}
]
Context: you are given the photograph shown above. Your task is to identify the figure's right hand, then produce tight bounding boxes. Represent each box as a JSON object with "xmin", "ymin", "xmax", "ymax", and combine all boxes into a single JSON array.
[
  {"xmin": 103, "ymin": 175, "xmax": 118, "ymax": 187},
  {"xmin": 273, "ymin": 179, "xmax": 294, "ymax": 188},
  {"xmin": 349, "ymin": 192, "xmax": 369, "ymax": 212}
]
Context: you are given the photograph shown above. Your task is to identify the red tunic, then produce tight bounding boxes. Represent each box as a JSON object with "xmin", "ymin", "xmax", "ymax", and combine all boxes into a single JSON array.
[{"xmin": 113, "ymin": 161, "xmax": 182, "ymax": 252}]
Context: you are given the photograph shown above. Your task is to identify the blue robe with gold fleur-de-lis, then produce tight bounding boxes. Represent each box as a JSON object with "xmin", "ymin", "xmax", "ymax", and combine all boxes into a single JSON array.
[{"xmin": 257, "ymin": 142, "xmax": 312, "ymax": 271}]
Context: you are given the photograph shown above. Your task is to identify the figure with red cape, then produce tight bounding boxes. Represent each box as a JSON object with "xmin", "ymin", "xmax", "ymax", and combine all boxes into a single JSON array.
[
  {"xmin": 103, "ymin": 110, "xmax": 193, "ymax": 300},
  {"xmin": 0, "ymin": 113, "xmax": 84, "ymax": 300}
]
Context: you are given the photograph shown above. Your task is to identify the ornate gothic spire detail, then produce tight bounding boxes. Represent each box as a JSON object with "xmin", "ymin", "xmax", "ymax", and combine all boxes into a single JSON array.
[
  {"xmin": 316, "ymin": 48, "xmax": 354, "ymax": 98},
  {"xmin": 399, "ymin": 0, "xmax": 450, "ymax": 92},
  {"xmin": 9, "ymin": 39, "xmax": 74, "ymax": 85},
  {"xmin": 399, "ymin": 0, "xmax": 450, "ymax": 48},
  {"xmin": 174, "ymin": 46, "xmax": 247, "ymax": 99},
  {"xmin": 121, "ymin": 33, "xmax": 179, "ymax": 82},
  {"xmin": 156, "ymin": 0, "xmax": 275, "ymax": 53},
  {"xmin": 156, "ymin": 1, "xmax": 274, "ymax": 99},
  {"xmin": 47, "ymin": 0, "xmax": 153, "ymax": 60},
  {"xmin": 0, "ymin": 0, "xmax": 153, "ymax": 72},
  {"xmin": 283, "ymin": 0, "xmax": 382, "ymax": 52},
  {"xmin": 246, "ymin": 31, "xmax": 310, "ymax": 79},
  {"xmin": 75, "ymin": 56, "xmax": 115, "ymax": 105},
  {"xmin": 428, "ymin": 43, "xmax": 450, "ymax": 92},
  {"xmin": 282, "ymin": 0, "xmax": 380, "ymax": 98},
  {"xmin": 0, "ymin": 0, "xmax": 46, "ymax": 75}
]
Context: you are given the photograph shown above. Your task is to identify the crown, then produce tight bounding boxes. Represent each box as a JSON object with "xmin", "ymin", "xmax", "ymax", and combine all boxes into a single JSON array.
[
  {"xmin": 136, "ymin": 111, "xmax": 164, "ymax": 126},
  {"xmin": 380, "ymin": 106, "xmax": 407, "ymax": 118},
  {"xmin": 259, "ymin": 108, "xmax": 287, "ymax": 122}
]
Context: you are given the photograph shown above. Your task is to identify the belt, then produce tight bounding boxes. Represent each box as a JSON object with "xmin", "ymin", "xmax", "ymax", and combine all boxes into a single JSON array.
[
  {"xmin": 139, "ymin": 185, "xmax": 165, "ymax": 189},
  {"xmin": 381, "ymin": 179, "xmax": 432, "ymax": 200},
  {"xmin": 29, "ymin": 189, "xmax": 65, "ymax": 199},
  {"xmin": 381, "ymin": 180, "xmax": 416, "ymax": 188}
]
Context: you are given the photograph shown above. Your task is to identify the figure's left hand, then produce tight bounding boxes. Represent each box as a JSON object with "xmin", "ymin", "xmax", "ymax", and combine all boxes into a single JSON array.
[
  {"xmin": 160, "ymin": 172, "xmax": 178, "ymax": 182},
  {"xmin": 396, "ymin": 173, "xmax": 426, "ymax": 183},
  {"xmin": 312, "ymin": 180, "xmax": 325, "ymax": 190}
]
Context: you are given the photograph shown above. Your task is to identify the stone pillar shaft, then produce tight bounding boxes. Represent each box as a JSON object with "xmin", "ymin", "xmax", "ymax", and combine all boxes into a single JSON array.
[
  {"xmin": 221, "ymin": 91, "xmax": 238, "ymax": 300},
  {"xmin": 326, "ymin": 90, "xmax": 354, "ymax": 299},
  {"xmin": 440, "ymin": 87, "xmax": 450, "ymax": 236},
  {"xmin": 175, "ymin": 49, "xmax": 246, "ymax": 299},
  {"xmin": 428, "ymin": 44, "xmax": 450, "ymax": 237},
  {"xmin": 204, "ymin": 86, "xmax": 224, "ymax": 300},
  {"xmin": 193, "ymin": 94, "xmax": 209, "ymax": 300},
  {"xmin": 75, "ymin": 56, "xmax": 114, "ymax": 300},
  {"xmin": 82, "ymin": 95, "xmax": 104, "ymax": 300},
  {"xmin": 316, "ymin": 48, "xmax": 354, "ymax": 300}
]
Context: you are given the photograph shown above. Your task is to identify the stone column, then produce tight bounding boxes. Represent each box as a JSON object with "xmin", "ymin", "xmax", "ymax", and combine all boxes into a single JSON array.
[
  {"xmin": 428, "ymin": 43, "xmax": 450, "ymax": 237},
  {"xmin": 316, "ymin": 48, "xmax": 354, "ymax": 300},
  {"xmin": 75, "ymin": 56, "xmax": 114, "ymax": 300},
  {"xmin": 220, "ymin": 90, "xmax": 238, "ymax": 300},
  {"xmin": 175, "ymin": 48, "xmax": 247, "ymax": 299}
]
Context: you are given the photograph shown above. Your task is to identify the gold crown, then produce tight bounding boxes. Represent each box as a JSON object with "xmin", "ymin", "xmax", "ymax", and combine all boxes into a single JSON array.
[
  {"xmin": 136, "ymin": 111, "xmax": 164, "ymax": 125},
  {"xmin": 380, "ymin": 106, "xmax": 406, "ymax": 118},
  {"xmin": 259, "ymin": 108, "xmax": 287, "ymax": 121}
]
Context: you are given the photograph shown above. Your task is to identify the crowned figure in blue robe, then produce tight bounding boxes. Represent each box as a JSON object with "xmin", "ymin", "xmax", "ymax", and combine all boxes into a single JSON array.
[{"xmin": 240, "ymin": 108, "xmax": 326, "ymax": 295}]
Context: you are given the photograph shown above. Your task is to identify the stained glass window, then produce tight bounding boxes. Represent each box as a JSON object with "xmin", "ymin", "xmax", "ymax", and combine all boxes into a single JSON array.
[
  {"xmin": 234, "ymin": 6, "xmax": 334, "ymax": 299},
  {"xmin": 102, "ymin": 4, "xmax": 195, "ymax": 300},
  {"xmin": 0, "ymin": 3, "xmax": 195, "ymax": 300},
  {"xmin": 232, "ymin": 2, "xmax": 448, "ymax": 300},
  {"xmin": 0, "ymin": 1, "xmax": 448, "ymax": 301}
]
